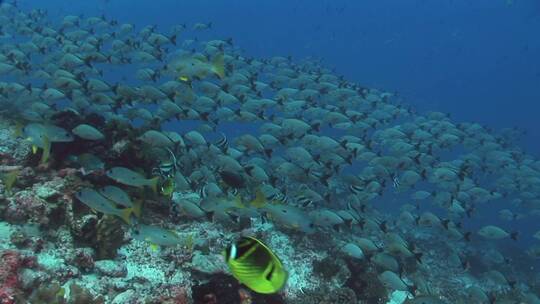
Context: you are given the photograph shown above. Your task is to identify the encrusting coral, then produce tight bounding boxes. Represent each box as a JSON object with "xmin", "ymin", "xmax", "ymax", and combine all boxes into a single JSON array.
[
  {"xmin": 95, "ymin": 215, "xmax": 126, "ymax": 260},
  {"xmin": 0, "ymin": 250, "xmax": 37, "ymax": 304}
]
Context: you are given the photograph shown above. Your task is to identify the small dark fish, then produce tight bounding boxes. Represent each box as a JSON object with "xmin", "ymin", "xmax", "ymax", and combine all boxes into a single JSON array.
[
  {"xmin": 392, "ymin": 175, "xmax": 400, "ymax": 189},
  {"xmin": 220, "ymin": 170, "xmax": 245, "ymax": 188},
  {"xmin": 215, "ymin": 132, "xmax": 229, "ymax": 152},
  {"xmin": 198, "ymin": 185, "xmax": 207, "ymax": 198}
]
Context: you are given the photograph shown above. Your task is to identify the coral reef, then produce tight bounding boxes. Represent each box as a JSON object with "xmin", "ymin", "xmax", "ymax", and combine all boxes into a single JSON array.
[
  {"xmin": 27, "ymin": 282, "xmax": 66, "ymax": 304},
  {"xmin": 95, "ymin": 216, "xmax": 126, "ymax": 260},
  {"xmin": 0, "ymin": 249, "xmax": 37, "ymax": 304},
  {"xmin": 344, "ymin": 259, "xmax": 389, "ymax": 304},
  {"xmin": 0, "ymin": 122, "xmax": 30, "ymax": 165},
  {"xmin": 3, "ymin": 191, "xmax": 50, "ymax": 225},
  {"xmin": 68, "ymin": 283, "xmax": 105, "ymax": 304},
  {"xmin": 294, "ymin": 286, "xmax": 357, "ymax": 304},
  {"xmin": 0, "ymin": 250, "xmax": 22, "ymax": 304},
  {"xmin": 153, "ymin": 285, "xmax": 189, "ymax": 304},
  {"xmin": 191, "ymin": 272, "xmax": 287, "ymax": 304},
  {"xmin": 0, "ymin": 2, "xmax": 538, "ymax": 301}
]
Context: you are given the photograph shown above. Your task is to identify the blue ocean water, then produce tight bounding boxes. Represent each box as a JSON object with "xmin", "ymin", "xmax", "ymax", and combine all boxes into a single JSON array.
[
  {"xmin": 22, "ymin": 0, "xmax": 539, "ymax": 246},
  {"xmin": 22, "ymin": 0, "xmax": 540, "ymax": 156}
]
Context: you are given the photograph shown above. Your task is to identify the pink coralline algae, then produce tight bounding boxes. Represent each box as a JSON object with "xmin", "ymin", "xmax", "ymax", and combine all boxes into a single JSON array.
[
  {"xmin": 0, "ymin": 250, "xmax": 22, "ymax": 304},
  {"xmin": 0, "ymin": 153, "xmax": 16, "ymax": 166},
  {"xmin": 69, "ymin": 248, "xmax": 95, "ymax": 272},
  {"xmin": 156, "ymin": 285, "xmax": 189, "ymax": 304}
]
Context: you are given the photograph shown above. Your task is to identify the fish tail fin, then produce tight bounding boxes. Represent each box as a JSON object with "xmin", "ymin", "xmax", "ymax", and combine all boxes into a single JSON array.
[
  {"xmin": 133, "ymin": 200, "xmax": 143, "ymax": 218},
  {"xmin": 149, "ymin": 176, "xmax": 159, "ymax": 193},
  {"xmin": 234, "ymin": 194, "xmax": 245, "ymax": 208},
  {"xmin": 212, "ymin": 54, "xmax": 225, "ymax": 79},
  {"xmin": 13, "ymin": 121, "xmax": 23, "ymax": 138},
  {"xmin": 250, "ymin": 189, "xmax": 266, "ymax": 208},
  {"xmin": 118, "ymin": 208, "xmax": 133, "ymax": 225},
  {"xmin": 40, "ymin": 135, "xmax": 51, "ymax": 164}
]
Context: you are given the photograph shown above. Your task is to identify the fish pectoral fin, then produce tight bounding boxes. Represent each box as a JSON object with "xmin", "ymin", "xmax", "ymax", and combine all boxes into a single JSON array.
[{"xmin": 150, "ymin": 244, "xmax": 159, "ymax": 251}]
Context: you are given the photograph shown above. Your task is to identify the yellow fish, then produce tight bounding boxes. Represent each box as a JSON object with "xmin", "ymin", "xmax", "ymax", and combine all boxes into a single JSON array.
[{"xmin": 224, "ymin": 236, "xmax": 288, "ymax": 294}]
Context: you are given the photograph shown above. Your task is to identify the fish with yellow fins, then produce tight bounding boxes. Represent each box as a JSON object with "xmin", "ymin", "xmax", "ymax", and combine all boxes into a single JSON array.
[
  {"xmin": 132, "ymin": 224, "xmax": 184, "ymax": 251},
  {"xmin": 166, "ymin": 51, "xmax": 225, "ymax": 82},
  {"xmin": 22, "ymin": 123, "xmax": 74, "ymax": 163},
  {"xmin": 224, "ymin": 236, "xmax": 288, "ymax": 294},
  {"xmin": 106, "ymin": 167, "xmax": 159, "ymax": 192},
  {"xmin": 75, "ymin": 188, "xmax": 136, "ymax": 224}
]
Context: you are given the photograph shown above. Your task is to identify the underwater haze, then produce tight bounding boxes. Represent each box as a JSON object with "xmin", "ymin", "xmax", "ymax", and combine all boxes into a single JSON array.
[
  {"xmin": 1, "ymin": 0, "xmax": 540, "ymax": 303},
  {"xmin": 23, "ymin": 0, "xmax": 540, "ymax": 155}
]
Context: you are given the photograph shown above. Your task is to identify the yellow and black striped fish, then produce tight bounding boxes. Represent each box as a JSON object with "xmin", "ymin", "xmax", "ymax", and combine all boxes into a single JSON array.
[{"xmin": 224, "ymin": 236, "xmax": 288, "ymax": 294}]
